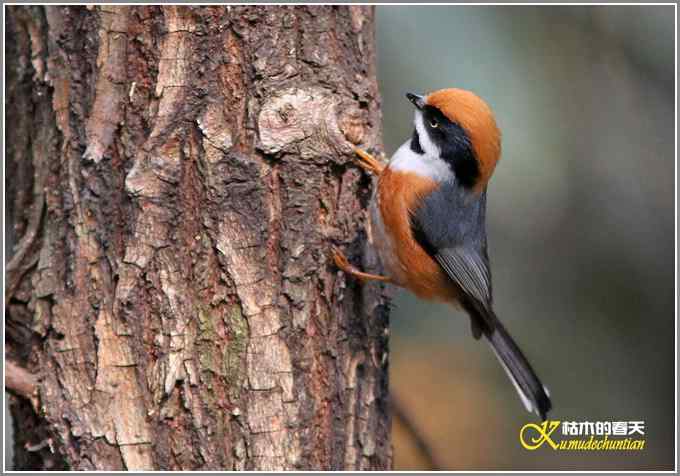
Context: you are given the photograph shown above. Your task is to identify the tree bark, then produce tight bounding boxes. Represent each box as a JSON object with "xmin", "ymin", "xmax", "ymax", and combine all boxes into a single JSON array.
[{"xmin": 5, "ymin": 5, "xmax": 391, "ymax": 470}]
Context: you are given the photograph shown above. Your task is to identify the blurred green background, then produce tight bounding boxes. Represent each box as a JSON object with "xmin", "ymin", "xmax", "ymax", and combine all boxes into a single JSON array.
[{"xmin": 377, "ymin": 5, "xmax": 675, "ymax": 471}]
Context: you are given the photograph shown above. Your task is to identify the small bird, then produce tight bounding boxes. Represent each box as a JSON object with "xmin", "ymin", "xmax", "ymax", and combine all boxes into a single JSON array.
[{"xmin": 333, "ymin": 88, "xmax": 552, "ymax": 420}]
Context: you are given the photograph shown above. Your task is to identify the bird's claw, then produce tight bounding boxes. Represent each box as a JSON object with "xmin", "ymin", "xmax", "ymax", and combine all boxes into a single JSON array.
[
  {"xmin": 353, "ymin": 147, "xmax": 385, "ymax": 175},
  {"xmin": 332, "ymin": 246, "xmax": 352, "ymax": 272}
]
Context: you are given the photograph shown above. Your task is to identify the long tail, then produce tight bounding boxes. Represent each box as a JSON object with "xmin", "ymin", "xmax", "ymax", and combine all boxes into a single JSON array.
[{"xmin": 485, "ymin": 317, "xmax": 552, "ymax": 420}]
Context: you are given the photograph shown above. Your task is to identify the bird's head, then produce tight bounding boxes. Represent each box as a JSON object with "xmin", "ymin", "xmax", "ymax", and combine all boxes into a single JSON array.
[{"xmin": 407, "ymin": 88, "xmax": 501, "ymax": 192}]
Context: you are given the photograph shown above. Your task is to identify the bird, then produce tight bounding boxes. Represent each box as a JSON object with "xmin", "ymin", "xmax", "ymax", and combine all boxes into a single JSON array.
[{"xmin": 333, "ymin": 88, "xmax": 552, "ymax": 420}]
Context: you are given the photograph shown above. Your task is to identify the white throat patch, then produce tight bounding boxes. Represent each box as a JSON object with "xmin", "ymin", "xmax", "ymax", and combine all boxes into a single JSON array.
[{"xmin": 387, "ymin": 141, "xmax": 453, "ymax": 181}]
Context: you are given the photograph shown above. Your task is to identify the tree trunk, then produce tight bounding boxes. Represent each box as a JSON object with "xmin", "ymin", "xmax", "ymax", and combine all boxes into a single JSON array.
[{"xmin": 5, "ymin": 5, "xmax": 391, "ymax": 470}]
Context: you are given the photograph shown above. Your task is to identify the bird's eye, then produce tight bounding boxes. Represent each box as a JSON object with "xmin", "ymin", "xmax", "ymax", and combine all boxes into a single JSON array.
[{"xmin": 429, "ymin": 119, "xmax": 438, "ymax": 128}]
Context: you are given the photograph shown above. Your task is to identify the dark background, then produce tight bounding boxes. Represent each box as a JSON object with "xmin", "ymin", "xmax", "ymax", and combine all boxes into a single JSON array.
[{"xmin": 377, "ymin": 5, "xmax": 675, "ymax": 471}]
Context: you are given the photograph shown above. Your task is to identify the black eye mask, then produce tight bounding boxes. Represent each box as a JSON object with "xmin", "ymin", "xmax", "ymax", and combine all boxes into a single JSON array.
[
  {"xmin": 410, "ymin": 129, "xmax": 424, "ymax": 155},
  {"xmin": 421, "ymin": 105, "xmax": 480, "ymax": 188}
]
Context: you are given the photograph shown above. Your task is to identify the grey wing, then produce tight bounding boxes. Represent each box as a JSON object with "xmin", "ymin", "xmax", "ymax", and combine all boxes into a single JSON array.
[
  {"xmin": 409, "ymin": 182, "xmax": 495, "ymax": 336},
  {"xmin": 435, "ymin": 246, "xmax": 491, "ymax": 308},
  {"xmin": 434, "ymin": 245, "xmax": 494, "ymax": 338}
]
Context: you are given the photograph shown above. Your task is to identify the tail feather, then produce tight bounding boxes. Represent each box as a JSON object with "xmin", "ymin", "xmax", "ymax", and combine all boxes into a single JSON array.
[{"xmin": 485, "ymin": 317, "xmax": 552, "ymax": 420}]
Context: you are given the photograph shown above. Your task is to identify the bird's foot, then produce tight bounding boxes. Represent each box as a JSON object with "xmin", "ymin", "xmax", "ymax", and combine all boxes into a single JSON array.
[
  {"xmin": 353, "ymin": 147, "xmax": 385, "ymax": 175},
  {"xmin": 332, "ymin": 246, "xmax": 391, "ymax": 283}
]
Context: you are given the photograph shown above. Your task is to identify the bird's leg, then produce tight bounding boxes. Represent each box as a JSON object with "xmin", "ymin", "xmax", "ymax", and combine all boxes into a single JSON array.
[
  {"xmin": 353, "ymin": 147, "xmax": 385, "ymax": 175},
  {"xmin": 332, "ymin": 247, "xmax": 392, "ymax": 283}
]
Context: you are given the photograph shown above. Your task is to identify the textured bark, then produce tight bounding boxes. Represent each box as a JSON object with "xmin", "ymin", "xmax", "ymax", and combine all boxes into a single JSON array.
[{"xmin": 5, "ymin": 5, "xmax": 391, "ymax": 470}]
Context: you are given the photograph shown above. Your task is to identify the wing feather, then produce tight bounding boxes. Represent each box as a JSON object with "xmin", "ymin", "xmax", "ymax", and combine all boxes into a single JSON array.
[
  {"xmin": 435, "ymin": 247, "xmax": 491, "ymax": 306},
  {"xmin": 408, "ymin": 184, "xmax": 494, "ymax": 336}
]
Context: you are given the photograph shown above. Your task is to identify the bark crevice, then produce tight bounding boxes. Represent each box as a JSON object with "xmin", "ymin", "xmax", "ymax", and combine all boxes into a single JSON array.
[{"xmin": 6, "ymin": 5, "xmax": 391, "ymax": 471}]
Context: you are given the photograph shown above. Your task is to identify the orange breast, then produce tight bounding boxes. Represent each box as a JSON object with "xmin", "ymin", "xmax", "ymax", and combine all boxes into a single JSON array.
[{"xmin": 376, "ymin": 169, "xmax": 459, "ymax": 303}]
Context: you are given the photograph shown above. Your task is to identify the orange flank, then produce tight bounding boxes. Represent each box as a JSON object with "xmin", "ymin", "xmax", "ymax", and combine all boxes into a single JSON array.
[{"xmin": 377, "ymin": 168, "xmax": 459, "ymax": 303}]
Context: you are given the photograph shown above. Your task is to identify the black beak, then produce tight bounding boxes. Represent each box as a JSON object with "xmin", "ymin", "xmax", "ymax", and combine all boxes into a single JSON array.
[{"xmin": 406, "ymin": 92, "xmax": 425, "ymax": 110}]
